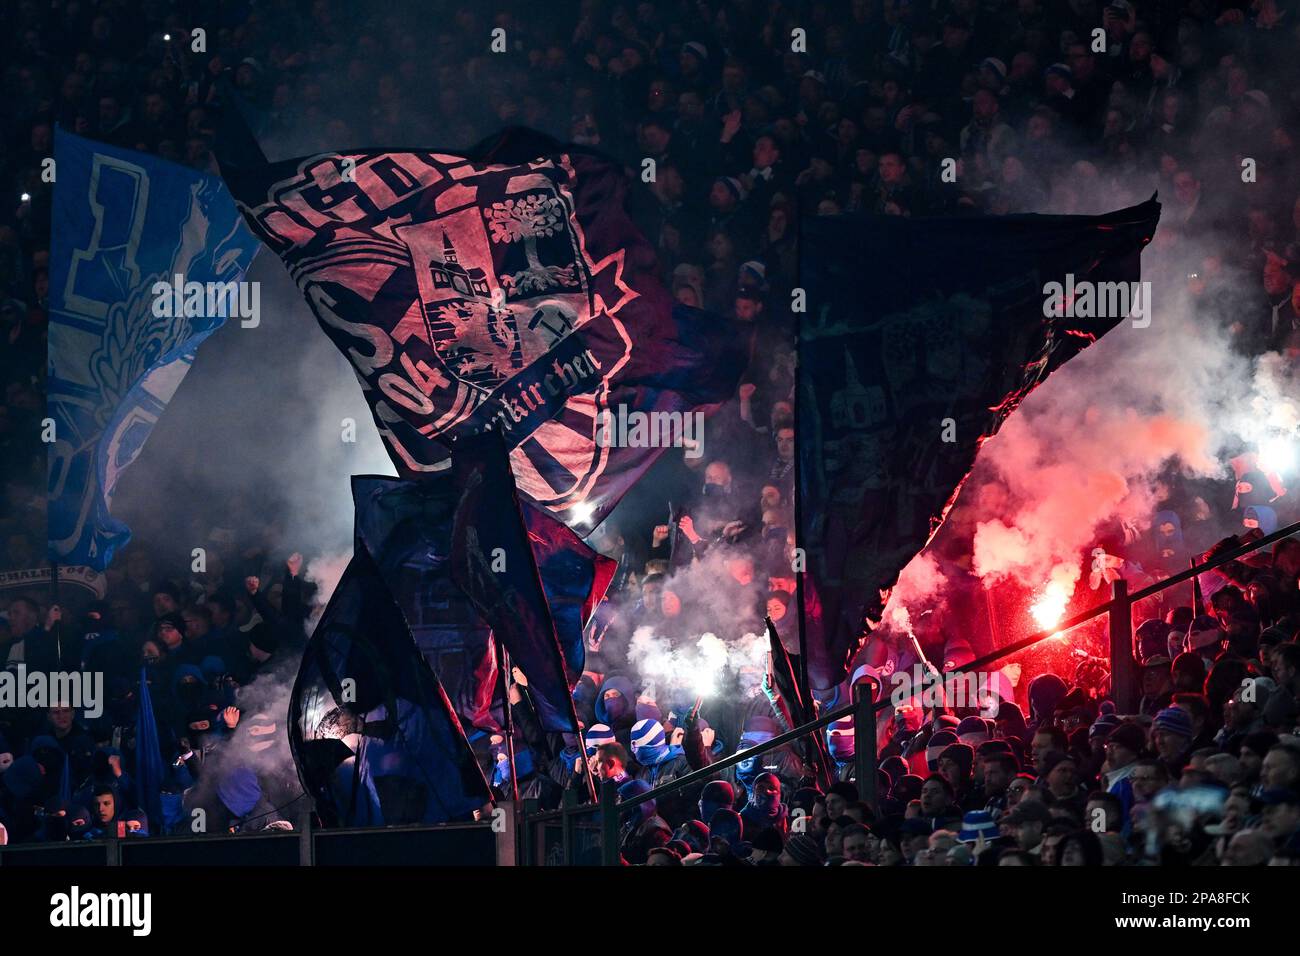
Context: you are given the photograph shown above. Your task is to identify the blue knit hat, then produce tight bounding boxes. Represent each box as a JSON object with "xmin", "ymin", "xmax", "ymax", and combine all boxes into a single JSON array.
[
  {"xmin": 635, "ymin": 700, "xmax": 663, "ymax": 723},
  {"xmin": 956, "ymin": 716, "xmax": 989, "ymax": 745},
  {"xmin": 714, "ymin": 176, "xmax": 747, "ymax": 203},
  {"xmin": 680, "ymin": 40, "xmax": 709, "ymax": 62},
  {"xmin": 827, "ymin": 714, "xmax": 855, "ymax": 761},
  {"xmin": 200, "ymin": 655, "xmax": 228, "ymax": 683},
  {"xmin": 584, "ymin": 723, "xmax": 615, "ymax": 756},
  {"xmin": 958, "ymin": 810, "xmax": 998, "ymax": 844},
  {"xmin": 1154, "ymin": 707, "xmax": 1193, "ymax": 739},
  {"xmin": 740, "ymin": 715, "xmax": 780, "ymax": 748},
  {"xmin": 1045, "ymin": 62, "xmax": 1073, "ymax": 84},
  {"xmin": 631, "ymin": 718, "xmax": 667, "ymax": 750},
  {"xmin": 925, "ymin": 730, "xmax": 959, "ymax": 771}
]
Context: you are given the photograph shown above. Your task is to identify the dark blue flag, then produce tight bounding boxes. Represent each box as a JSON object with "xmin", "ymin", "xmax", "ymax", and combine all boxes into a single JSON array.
[
  {"xmin": 349, "ymin": 463, "xmax": 599, "ymax": 733},
  {"xmin": 289, "ymin": 511, "xmax": 490, "ymax": 827},
  {"xmin": 215, "ymin": 122, "xmax": 746, "ymax": 532},
  {"xmin": 524, "ymin": 505, "xmax": 616, "ymax": 684},
  {"xmin": 449, "ymin": 431, "xmax": 584, "ymax": 732},
  {"xmin": 798, "ymin": 198, "xmax": 1161, "ymax": 689},
  {"xmin": 135, "ymin": 666, "xmax": 165, "ymax": 834}
]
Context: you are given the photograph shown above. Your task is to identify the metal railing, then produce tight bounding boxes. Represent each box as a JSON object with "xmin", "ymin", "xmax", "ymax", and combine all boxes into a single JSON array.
[
  {"xmin": 0, "ymin": 811, "xmax": 506, "ymax": 866},
  {"xmin": 522, "ymin": 519, "xmax": 1299, "ymax": 865}
]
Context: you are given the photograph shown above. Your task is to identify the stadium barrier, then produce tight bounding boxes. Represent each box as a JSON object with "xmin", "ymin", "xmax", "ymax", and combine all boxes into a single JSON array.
[{"xmin": 0, "ymin": 809, "xmax": 505, "ymax": 866}]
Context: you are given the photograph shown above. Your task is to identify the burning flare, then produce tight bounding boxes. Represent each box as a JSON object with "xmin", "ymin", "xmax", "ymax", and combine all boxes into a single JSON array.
[{"xmin": 1029, "ymin": 581, "xmax": 1069, "ymax": 632}]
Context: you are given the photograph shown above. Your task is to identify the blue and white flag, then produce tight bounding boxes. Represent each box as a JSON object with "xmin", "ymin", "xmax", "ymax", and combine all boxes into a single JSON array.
[{"xmin": 47, "ymin": 129, "xmax": 258, "ymax": 570}]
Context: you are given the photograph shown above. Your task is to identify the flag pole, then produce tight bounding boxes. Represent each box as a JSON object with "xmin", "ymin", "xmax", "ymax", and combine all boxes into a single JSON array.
[
  {"xmin": 50, "ymin": 561, "xmax": 63, "ymax": 667},
  {"xmin": 576, "ymin": 726, "xmax": 598, "ymax": 803},
  {"xmin": 1190, "ymin": 557, "xmax": 1203, "ymax": 616},
  {"xmin": 667, "ymin": 500, "xmax": 678, "ymax": 566},
  {"xmin": 495, "ymin": 636, "xmax": 520, "ymax": 805},
  {"xmin": 791, "ymin": 209, "xmax": 814, "ymax": 714}
]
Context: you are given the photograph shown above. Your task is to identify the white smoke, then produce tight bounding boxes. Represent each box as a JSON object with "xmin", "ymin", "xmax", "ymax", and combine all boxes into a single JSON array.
[{"xmin": 625, "ymin": 624, "xmax": 768, "ymax": 700}]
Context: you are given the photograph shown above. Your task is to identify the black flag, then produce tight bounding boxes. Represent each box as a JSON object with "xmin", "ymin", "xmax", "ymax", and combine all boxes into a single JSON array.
[
  {"xmin": 798, "ymin": 198, "xmax": 1161, "ymax": 689},
  {"xmin": 766, "ymin": 617, "xmax": 834, "ymax": 791}
]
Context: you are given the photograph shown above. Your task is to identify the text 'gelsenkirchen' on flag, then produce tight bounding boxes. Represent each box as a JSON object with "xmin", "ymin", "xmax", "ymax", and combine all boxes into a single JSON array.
[{"xmin": 213, "ymin": 117, "xmax": 748, "ymax": 533}]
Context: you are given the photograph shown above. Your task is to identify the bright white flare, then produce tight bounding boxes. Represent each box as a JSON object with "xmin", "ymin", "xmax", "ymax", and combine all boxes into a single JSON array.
[
  {"xmin": 1030, "ymin": 581, "xmax": 1069, "ymax": 631},
  {"xmin": 1257, "ymin": 436, "xmax": 1296, "ymax": 476}
]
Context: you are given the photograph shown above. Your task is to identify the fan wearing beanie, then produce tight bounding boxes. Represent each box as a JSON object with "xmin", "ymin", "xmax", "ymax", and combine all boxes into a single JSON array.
[
  {"xmin": 1151, "ymin": 707, "xmax": 1194, "ymax": 777},
  {"xmin": 630, "ymin": 718, "xmax": 690, "ymax": 788},
  {"xmin": 778, "ymin": 832, "xmax": 825, "ymax": 866}
]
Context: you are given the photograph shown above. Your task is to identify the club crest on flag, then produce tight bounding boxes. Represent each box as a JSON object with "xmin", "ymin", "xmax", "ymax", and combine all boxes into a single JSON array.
[
  {"xmin": 218, "ymin": 122, "xmax": 746, "ymax": 530},
  {"xmin": 235, "ymin": 150, "xmax": 639, "ymax": 512}
]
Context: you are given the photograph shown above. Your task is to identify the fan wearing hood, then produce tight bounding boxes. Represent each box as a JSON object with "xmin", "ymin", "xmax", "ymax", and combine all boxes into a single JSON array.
[
  {"xmin": 0, "ymin": 754, "xmax": 49, "ymax": 842},
  {"xmin": 594, "ymin": 675, "xmax": 637, "ymax": 744},
  {"xmin": 547, "ymin": 725, "xmax": 591, "ymax": 798},
  {"xmin": 1149, "ymin": 510, "xmax": 1189, "ymax": 574},
  {"xmin": 488, "ymin": 732, "xmax": 542, "ymax": 801},
  {"xmin": 170, "ymin": 664, "xmax": 229, "ymax": 743},
  {"xmin": 616, "ymin": 778, "xmax": 675, "ymax": 864},
  {"xmin": 739, "ymin": 771, "xmax": 789, "ymax": 837},
  {"xmin": 83, "ymin": 784, "xmax": 147, "ymax": 839},
  {"xmin": 36, "ymin": 799, "xmax": 94, "ymax": 842},
  {"xmin": 826, "ymin": 714, "xmax": 857, "ymax": 781},
  {"xmin": 1241, "ymin": 505, "xmax": 1279, "ymax": 536},
  {"xmin": 682, "ymin": 710, "xmax": 788, "ymax": 788}
]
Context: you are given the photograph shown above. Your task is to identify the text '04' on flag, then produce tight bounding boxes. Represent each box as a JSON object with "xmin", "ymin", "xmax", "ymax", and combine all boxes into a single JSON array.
[{"xmin": 213, "ymin": 96, "xmax": 748, "ymax": 534}]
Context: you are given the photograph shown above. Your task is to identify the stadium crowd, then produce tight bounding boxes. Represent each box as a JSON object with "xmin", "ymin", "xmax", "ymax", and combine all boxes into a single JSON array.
[{"xmin": 2, "ymin": 0, "xmax": 1300, "ymax": 864}]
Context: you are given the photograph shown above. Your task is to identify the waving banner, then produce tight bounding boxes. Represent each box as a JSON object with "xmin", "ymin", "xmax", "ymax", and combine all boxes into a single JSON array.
[
  {"xmin": 799, "ymin": 198, "xmax": 1162, "ymax": 688},
  {"xmin": 47, "ymin": 129, "xmax": 257, "ymax": 570},
  {"xmin": 216, "ymin": 121, "xmax": 745, "ymax": 530}
]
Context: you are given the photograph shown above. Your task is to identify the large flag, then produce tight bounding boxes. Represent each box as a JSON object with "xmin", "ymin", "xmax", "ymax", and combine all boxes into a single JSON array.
[
  {"xmin": 349, "ymin": 454, "xmax": 594, "ymax": 734},
  {"xmin": 214, "ymin": 119, "xmax": 747, "ymax": 530},
  {"xmin": 448, "ymin": 432, "xmax": 586, "ymax": 732},
  {"xmin": 289, "ymin": 495, "xmax": 490, "ymax": 827},
  {"xmin": 47, "ymin": 129, "xmax": 257, "ymax": 570},
  {"xmin": 135, "ymin": 666, "xmax": 165, "ymax": 834},
  {"xmin": 798, "ymin": 198, "xmax": 1161, "ymax": 689}
]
